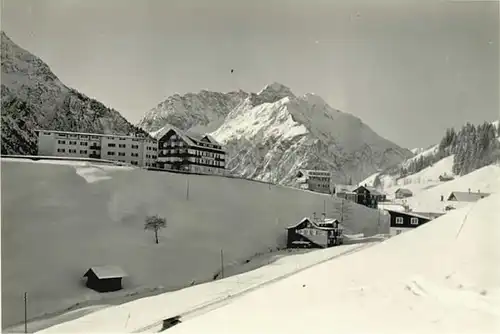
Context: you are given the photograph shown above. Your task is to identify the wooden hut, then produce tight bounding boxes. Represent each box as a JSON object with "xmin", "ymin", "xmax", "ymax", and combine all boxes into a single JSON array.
[{"xmin": 83, "ymin": 265, "xmax": 127, "ymax": 292}]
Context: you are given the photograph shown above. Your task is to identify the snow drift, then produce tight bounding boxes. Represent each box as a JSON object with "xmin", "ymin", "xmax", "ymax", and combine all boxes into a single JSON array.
[
  {"xmin": 166, "ymin": 192, "xmax": 500, "ymax": 334},
  {"xmin": 1, "ymin": 159, "xmax": 386, "ymax": 329}
]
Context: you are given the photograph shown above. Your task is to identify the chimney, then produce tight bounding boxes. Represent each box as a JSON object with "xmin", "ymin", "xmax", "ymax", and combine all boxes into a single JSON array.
[
  {"xmin": 313, "ymin": 212, "xmax": 317, "ymax": 221},
  {"xmin": 468, "ymin": 188, "xmax": 471, "ymax": 194},
  {"xmin": 321, "ymin": 212, "xmax": 326, "ymax": 222},
  {"xmin": 440, "ymin": 195, "xmax": 444, "ymax": 202},
  {"xmin": 477, "ymin": 189, "xmax": 480, "ymax": 193}
]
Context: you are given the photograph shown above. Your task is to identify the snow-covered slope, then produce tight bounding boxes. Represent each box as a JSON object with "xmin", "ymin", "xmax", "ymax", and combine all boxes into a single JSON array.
[
  {"xmin": 403, "ymin": 164, "xmax": 500, "ymax": 213},
  {"xmin": 142, "ymin": 83, "xmax": 412, "ymax": 185},
  {"xmin": 0, "ymin": 32, "xmax": 141, "ymax": 154},
  {"xmin": 165, "ymin": 192, "xmax": 500, "ymax": 334},
  {"xmin": 211, "ymin": 89, "xmax": 412, "ymax": 184},
  {"xmin": 1, "ymin": 159, "xmax": 387, "ymax": 329}
]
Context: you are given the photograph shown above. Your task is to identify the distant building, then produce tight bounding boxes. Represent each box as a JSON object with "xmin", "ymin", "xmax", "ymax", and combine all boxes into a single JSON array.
[
  {"xmin": 286, "ymin": 216, "xmax": 343, "ymax": 248},
  {"xmin": 395, "ymin": 188, "xmax": 413, "ymax": 199},
  {"xmin": 439, "ymin": 174, "xmax": 454, "ymax": 182},
  {"xmin": 447, "ymin": 190, "xmax": 490, "ymax": 202},
  {"xmin": 83, "ymin": 265, "xmax": 127, "ymax": 292},
  {"xmin": 334, "ymin": 184, "xmax": 358, "ymax": 202},
  {"xmin": 296, "ymin": 169, "xmax": 332, "ymax": 194},
  {"xmin": 386, "ymin": 210, "xmax": 432, "ymax": 236},
  {"xmin": 352, "ymin": 185, "xmax": 387, "ymax": 208},
  {"xmin": 155, "ymin": 126, "xmax": 226, "ymax": 175},
  {"xmin": 36, "ymin": 130, "xmax": 157, "ymax": 167}
]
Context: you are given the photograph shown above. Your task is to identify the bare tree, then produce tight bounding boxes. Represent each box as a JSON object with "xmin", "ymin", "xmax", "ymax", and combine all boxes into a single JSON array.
[{"xmin": 144, "ymin": 215, "xmax": 167, "ymax": 244}]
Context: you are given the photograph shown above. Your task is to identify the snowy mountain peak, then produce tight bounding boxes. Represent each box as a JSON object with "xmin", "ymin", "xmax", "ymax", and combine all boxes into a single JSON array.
[{"xmin": 257, "ymin": 82, "xmax": 294, "ymax": 97}]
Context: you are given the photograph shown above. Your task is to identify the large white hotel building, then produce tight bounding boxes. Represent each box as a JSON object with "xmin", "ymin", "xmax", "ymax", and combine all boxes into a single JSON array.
[{"xmin": 36, "ymin": 130, "xmax": 158, "ymax": 167}]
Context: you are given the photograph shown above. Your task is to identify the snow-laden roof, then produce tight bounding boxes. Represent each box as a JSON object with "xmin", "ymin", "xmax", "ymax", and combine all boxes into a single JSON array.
[
  {"xmin": 447, "ymin": 191, "xmax": 490, "ymax": 202},
  {"xmin": 286, "ymin": 217, "xmax": 341, "ymax": 231},
  {"xmin": 85, "ymin": 265, "xmax": 128, "ymax": 279},
  {"xmin": 395, "ymin": 188, "xmax": 413, "ymax": 195}
]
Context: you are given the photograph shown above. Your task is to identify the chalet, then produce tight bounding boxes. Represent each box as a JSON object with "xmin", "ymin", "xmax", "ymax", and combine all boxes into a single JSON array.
[
  {"xmin": 385, "ymin": 210, "xmax": 432, "ymax": 237},
  {"xmin": 296, "ymin": 170, "xmax": 332, "ymax": 194},
  {"xmin": 83, "ymin": 265, "xmax": 127, "ymax": 292},
  {"xmin": 447, "ymin": 191, "xmax": 490, "ymax": 202},
  {"xmin": 286, "ymin": 216, "xmax": 343, "ymax": 248},
  {"xmin": 395, "ymin": 188, "xmax": 413, "ymax": 199},
  {"xmin": 352, "ymin": 185, "xmax": 387, "ymax": 208},
  {"xmin": 154, "ymin": 126, "xmax": 226, "ymax": 175}
]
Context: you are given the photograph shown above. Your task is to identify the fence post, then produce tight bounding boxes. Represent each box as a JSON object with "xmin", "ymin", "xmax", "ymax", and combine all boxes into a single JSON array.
[
  {"xmin": 24, "ymin": 292, "xmax": 27, "ymax": 334},
  {"xmin": 220, "ymin": 249, "xmax": 224, "ymax": 278}
]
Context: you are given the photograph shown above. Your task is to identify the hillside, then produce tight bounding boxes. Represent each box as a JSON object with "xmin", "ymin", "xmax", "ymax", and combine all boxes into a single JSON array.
[
  {"xmin": 164, "ymin": 192, "xmax": 500, "ymax": 334},
  {"xmin": 1, "ymin": 158, "xmax": 387, "ymax": 329},
  {"xmin": 0, "ymin": 32, "xmax": 143, "ymax": 155},
  {"xmin": 361, "ymin": 120, "xmax": 500, "ymax": 193},
  {"xmin": 143, "ymin": 83, "xmax": 413, "ymax": 185}
]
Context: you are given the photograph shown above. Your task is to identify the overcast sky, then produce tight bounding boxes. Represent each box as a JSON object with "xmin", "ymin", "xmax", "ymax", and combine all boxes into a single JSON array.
[{"xmin": 1, "ymin": 0, "xmax": 498, "ymax": 148}]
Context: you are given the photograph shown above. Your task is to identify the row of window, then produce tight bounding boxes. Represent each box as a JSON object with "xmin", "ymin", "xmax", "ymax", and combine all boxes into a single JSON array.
[
  {"xmin": 298, "ymin": 229, "xmax": 327, "ymax": 237},
  {"xmin": 57, "ymin": 140, "xmax": 94, "ymax": 146},
  {"xmin": 146, "ymin": 146, "xmax": 157, "ymax": 151},
  {"xmin": 106, "ymin": 151, "xmax": 140, "ymax": 157},
  {"xmin": 395, "ymin": 217, "xmax": 419, "ymax": 225},
  {"xmin": 57, "ymin": 148, "xmax": 89, "ymax": 154},
  {"xmin": 145, "ymin": 154, "xmax": 157, "ymax": 159},
  {"xmin": 194, "ymin": 158, "xmax": 223, "ymax": 166},
  {"xmin": 107, "ymin": 143, "xmax": 140, "ymax": 149}
]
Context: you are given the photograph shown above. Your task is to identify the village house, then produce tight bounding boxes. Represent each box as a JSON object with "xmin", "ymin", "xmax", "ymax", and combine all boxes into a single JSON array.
[
  {"xmin": 395, "ymin": 188, "xmax": 413, "ymax": 199},
  {"xmin": 154, "ymin": 126, "xmax": 226, "ymax": 175},
  {"xmin": 296, "ymin": 169, "xmax": 332, "ymax": 194},
  {"xmin": 351, "ymin": 185, "xmax": 387, "ymax": 209},
  {"xmin": 286, "ymin": 214, "xmax": 343, "ymax": 248},
  {"xmin": 447, "ymin": 190, "xmax": 490, "ymax": 202},
  {"xmin": 386, "ymin": 209, "xmax": 432, "ymax": 236},
  {"xmin": 36, "ymin": 130, "xmax": 158, "ymax": 167}
]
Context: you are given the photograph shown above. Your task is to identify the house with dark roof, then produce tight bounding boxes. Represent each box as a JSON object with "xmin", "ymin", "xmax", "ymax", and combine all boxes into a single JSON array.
[
  {"xmin": 395, "ymin": 188, "xmax": 413, "ymax": 199},
  {"xmin": 352, "ymin": 185, "xmax": 387, "ymax": 208},
  {"xmin": 83, "ymin": 265, "xmax": 127, "ymax": 292},
  {"xmin": 385, "ymin": 209, "xmax": 432, "ymax": 237},
  {"xmin": 447, "ymin": 191, "xmax": 490, "ymax": 202},
  {"xmin": 286, "ymin": 216, "xmax": 344, "ymax": 248},
  {"xmin": 154, "ymin": 126, "xmax": 226, "ymax": 175}
]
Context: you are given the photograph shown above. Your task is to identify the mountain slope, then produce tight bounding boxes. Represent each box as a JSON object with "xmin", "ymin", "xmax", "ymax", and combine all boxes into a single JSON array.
[
  {"xmin": 143, "ymin": 83, "xmax": 413, "ymax": 185},
  {"xmin": 362, "ymin": 120, "xmax": 500, "ymax": 193},
  {"xmin": 1, "ymin": 31, "xmax": 142, "ymax": 155}
]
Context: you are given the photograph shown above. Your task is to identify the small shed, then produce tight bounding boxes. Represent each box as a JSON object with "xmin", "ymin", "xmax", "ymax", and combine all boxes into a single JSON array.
[{"xmin": 83, "ymin": 265, "xmax": 128, "ymax": 292}]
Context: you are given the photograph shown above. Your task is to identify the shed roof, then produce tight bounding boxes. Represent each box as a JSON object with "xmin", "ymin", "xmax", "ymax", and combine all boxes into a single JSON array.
[
  {"xmin": 395, "ymin": 188, "xmax": 413, "ymax": 195},
  {"xmin": 447, "ymin": 191, "xmax": 490, "ymax": 202},
  {"xmin": 85, "ymin": 265, "xmax": 128, "ymax": 279}
]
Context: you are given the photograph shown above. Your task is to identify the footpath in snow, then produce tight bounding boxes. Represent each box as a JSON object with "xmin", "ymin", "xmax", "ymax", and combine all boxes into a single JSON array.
[{"xmin": 36, "ymin": 243, "xmax": 375, "ymax": 333}]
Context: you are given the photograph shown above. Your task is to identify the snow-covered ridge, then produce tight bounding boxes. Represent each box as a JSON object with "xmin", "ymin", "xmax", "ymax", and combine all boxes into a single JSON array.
[{"xmin": 144, "ymin": 83, "xmax": 413, "ymax": 186}]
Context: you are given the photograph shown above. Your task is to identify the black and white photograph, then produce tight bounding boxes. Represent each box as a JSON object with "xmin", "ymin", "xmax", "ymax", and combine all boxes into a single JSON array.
[{"xmin": 1, "ymin": 0, "xmax": 499, "ymax": 333}]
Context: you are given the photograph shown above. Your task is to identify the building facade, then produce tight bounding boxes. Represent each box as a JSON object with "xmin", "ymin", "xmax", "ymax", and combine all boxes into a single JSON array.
[
  {"xmin": 286, "ymin": 216, "xmax": 343, "ymax": 248},
  {"xmin": 155, "ymin": 126, "xmax": 226, "ymax": 175},
  {"xmin": 386, "ymin": 209, "xmax": 432, "ymax": 237},
  {"xmin": 36, "ymin": 130, "xmax": 158, "ymax": 167},
  {"xmin": 352, "ymin": 185, "xmax": 387, "ymax": 208},
  {"xmin": 296, "ymin": 170, "xmax": 332, "ymax": 194}
]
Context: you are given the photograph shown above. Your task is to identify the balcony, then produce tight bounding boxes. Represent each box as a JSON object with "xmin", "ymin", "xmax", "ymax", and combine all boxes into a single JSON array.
[{"xmin": 89, "ymin": 145, "xmax": 101, "ymax": 150}]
